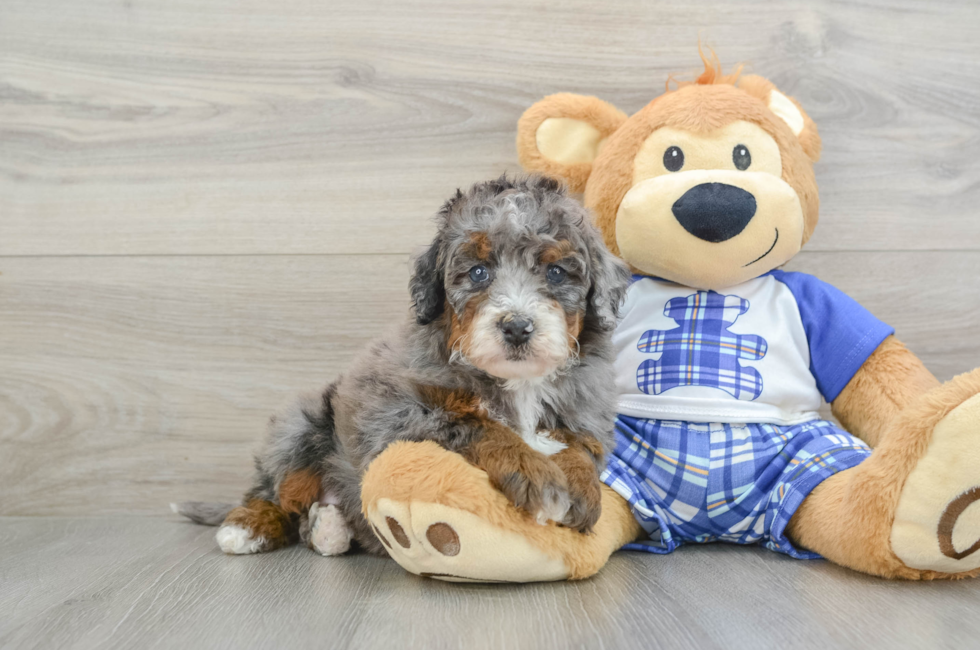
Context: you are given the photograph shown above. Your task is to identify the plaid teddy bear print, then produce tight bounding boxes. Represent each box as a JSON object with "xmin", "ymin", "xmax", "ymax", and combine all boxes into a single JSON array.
[{"xmin": 636, "ymin": 291, "xmax": 768, "ymax": 400}]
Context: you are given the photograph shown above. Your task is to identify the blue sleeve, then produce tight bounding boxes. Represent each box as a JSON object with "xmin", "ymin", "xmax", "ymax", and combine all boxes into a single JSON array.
[{"xmin": 771, "ymin": 270, "xmax": 894, "ymax": 403}]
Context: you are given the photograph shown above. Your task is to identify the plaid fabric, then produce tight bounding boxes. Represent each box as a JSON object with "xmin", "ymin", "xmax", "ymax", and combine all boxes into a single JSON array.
[
  {"xmin": 636, "ymin": 291, "xmax": 767, "ymax": 401},
  {"xmin": 600, "ymin": 415, "xmax": 872, "ymax": 558}
]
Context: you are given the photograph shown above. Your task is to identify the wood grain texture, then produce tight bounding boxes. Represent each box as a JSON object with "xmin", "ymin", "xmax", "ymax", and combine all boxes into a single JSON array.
[
  {"xmin": 1, "ymin": 0, "xmax": 980, "ymax": 574},
  {"xmin": 0, "ymin": 255, "xmax": 411, "ymax": 515},
  {"xmin": 2, "ymin": 0, "xmax": 980, "ymax": 255},
  {"xmin": 1, "ymin": 251, "xmax": 977, "ymax": 516},
  {"xmin": 2, "ymin": 0, "xmax": 980, "ymax": 640},
  {"xmin": 0, "ymin": 516, "xmax": 978, "ymax": 650}
]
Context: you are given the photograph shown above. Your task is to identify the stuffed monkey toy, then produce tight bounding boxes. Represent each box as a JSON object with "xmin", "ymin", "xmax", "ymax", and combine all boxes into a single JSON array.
[{"xmin": 360, "ymin": 53, "xmax": 980, "ymax": 582}]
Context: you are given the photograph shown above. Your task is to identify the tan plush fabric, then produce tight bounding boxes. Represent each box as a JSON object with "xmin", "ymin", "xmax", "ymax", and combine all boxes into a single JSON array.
[
  {"xmin": 832, "ymin": 336, "xmax": 941, "ymax": 448},
  {"xmin": 518, "ymin": 71, "xmax": 822, "ymax": 266},
  {"xmin": 361, "ymin": 440, "xmax": 643, "ymax": 580},
  {"xmin": 892, "ymin": 393, "xmax": 980, "ymax": 572},
  {"xmin": 371, "ymin": 497, "xmax": 570, "ymax": 583},
  {"xmin": 788, "ymin": 368, "xmax": 980, "ymax": 579},
  {"xmin": 536, "ymin": 117, "xmax": 605, "ymax": 165},
  {"xmin": 517, "ymin": 93, "xmax": 627, "ymax": 193},
  {"xmin": 616, "ymin": 166, "xmax": 804, "ymax": 290},
  {"xmin": 584, "ymin": 82, "xmax": 822, "ymax": 260},
  {"xmin": 737, "ymin": 75, "xmax": 822, "ymax": 163}
]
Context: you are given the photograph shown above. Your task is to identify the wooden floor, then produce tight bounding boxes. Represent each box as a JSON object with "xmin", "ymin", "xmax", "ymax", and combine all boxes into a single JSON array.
[
  {"xmin": 2, "ymin": 517, "xmax": 980, "ymax": 650},
  {"xmin": 3, "ymin": 0, "xmax": 980, "ymax": 647}
]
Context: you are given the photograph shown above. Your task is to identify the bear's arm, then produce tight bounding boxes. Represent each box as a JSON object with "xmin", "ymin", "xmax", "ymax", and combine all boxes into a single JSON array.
[{"xmin": 830, "ymin": 335, "xmax": 940, "ymax": 447}]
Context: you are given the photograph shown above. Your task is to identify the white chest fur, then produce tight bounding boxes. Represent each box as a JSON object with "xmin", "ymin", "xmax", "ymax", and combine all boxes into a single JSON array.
[{"xmin": 502, "ymin": 379, "xmax": 568, "ymax": 456}]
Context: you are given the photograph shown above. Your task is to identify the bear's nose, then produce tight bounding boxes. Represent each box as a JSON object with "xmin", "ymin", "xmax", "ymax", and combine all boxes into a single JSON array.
[{"xmin": 671, "ymin": 183, "xmax": 757, "ymax": 243}]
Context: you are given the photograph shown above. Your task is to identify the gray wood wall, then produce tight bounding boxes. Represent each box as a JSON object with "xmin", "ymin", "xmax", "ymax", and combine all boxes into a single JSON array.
[{"xmin": 2, "ymin": 0, "xmax": 979, "ymax": 515}]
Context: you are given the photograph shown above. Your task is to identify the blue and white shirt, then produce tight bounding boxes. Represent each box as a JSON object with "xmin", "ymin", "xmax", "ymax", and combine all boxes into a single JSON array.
[{"xmin": 613, "ymin": 271, "xmax": 894, "ymax": 425}]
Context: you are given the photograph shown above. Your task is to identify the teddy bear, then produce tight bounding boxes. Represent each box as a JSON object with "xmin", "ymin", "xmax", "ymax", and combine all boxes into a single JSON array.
[{"xmin": 359, "ymin": 52, "xmax": 980, "ymax": 582}]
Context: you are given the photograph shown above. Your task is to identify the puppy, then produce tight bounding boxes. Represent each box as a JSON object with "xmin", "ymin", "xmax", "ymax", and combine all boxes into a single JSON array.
[{"xmin": 175, "ymin": 175, "xmax": 631, "ymax": 556}]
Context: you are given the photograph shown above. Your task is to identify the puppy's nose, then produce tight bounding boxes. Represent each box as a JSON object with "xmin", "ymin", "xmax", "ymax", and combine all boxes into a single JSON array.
[
  {"xmin": 671, "ymin": 182, "xmax": 757, "ymax": 243},
  {"xmin": 499, "ymin": 317, "xmax": 533, "ymax": 346}
]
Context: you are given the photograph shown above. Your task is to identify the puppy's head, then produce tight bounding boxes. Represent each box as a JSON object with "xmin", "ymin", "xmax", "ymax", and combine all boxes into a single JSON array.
[{"xmin": 411, "ymin": 175, "xmax": 630, "ymax": 381}]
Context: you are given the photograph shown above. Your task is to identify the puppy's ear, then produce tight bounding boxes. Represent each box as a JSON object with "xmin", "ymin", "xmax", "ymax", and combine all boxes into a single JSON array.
[
  {"xmin": 517, "ymin": 94, "xmax": 627, "ymax": 193},
  {"xmin": 584, "ymin": 224, "xmax": 631, "ymax": 331},
  {"xmin": 409, "ymin": 236, "xmax": 445, "ymax": 325}
]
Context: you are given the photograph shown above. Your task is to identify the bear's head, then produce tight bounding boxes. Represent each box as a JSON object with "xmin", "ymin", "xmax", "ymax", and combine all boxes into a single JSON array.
[{"xmin": 517, "ymin": 52, "xmax": 822, "ymax": 291}]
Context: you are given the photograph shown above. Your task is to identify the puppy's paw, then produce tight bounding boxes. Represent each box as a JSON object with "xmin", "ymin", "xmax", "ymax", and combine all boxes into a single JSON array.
[
  {"xmin": 495, "ymin": 456, "xmax": 571, "ymax": 526},
  {"xmin": 561, "ymin": 472, "xmax": 603, "ymax": 534},
  {"xmin": 308, "ymin": 502, "xmax": 352, "ymax": 556},
  {"xmin": 215, "ymin": 524, "xmax": 266, "ymax": 555}
]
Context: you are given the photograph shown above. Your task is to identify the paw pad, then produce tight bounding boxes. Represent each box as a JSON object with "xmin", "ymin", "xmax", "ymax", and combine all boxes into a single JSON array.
[
  {"xmin": 372, "ymin": 524, "xmax": 391, "ymax": 548},
  {"xmin": 367, "ymin": 498, "xmax": 570, "ymax": 582},
  {"xmin": 386, "ymin": 516, "xmax": 411, "ymax": 548},
  {"xmin": 426, "ymin": 523, "xmax": 460, "ymax": 556},
  {"xmin": 891, "ymin": 391, "xmax": 980, "ymax": 574},
  {"xmin": 938, "ymin": 486, "xmax": 980, "ymax": 561}
]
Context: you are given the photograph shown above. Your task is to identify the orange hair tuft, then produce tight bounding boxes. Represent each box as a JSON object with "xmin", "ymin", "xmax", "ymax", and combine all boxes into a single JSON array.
[{"xmin": 666, "ymin": 44, "xmax": 744, "ymax": 92}]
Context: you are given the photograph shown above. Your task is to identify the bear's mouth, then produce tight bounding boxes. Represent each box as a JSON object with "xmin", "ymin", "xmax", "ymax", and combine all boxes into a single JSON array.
[{"xmin": 743, "ymin": 228, "xmax": 779, "ymax": 267}]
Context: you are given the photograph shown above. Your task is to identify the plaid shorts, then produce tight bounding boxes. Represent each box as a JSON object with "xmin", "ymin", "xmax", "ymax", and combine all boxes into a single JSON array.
[{"xmin": 601, "ymin": 416, "xmax": 872, "ymax": 559}]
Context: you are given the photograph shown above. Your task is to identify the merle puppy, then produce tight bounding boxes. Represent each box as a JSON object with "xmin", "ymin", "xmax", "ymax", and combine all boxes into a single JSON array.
[{"xmin": 175, "ymin": 176, "xmax": 630, "ymax": 557}]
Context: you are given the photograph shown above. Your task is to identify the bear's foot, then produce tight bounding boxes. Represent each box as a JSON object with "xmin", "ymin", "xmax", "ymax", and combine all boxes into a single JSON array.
[
  {"xmin": 892, "ymin": 392, "xmax": 980, "ymax": 573},
  {"xmin": 360, "ymin": 440, "xmax": 644, "ymax": 583},
  {"xmin": 368, "ymin": 497, "xmax": 569, "ymax": 583},
  {"xmin": 789, "ymin": 368, "xmax": 980, "ymax": 579}
]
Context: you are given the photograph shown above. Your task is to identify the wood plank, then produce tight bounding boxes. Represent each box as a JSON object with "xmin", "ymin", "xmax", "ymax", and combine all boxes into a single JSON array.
[
  {"xmin": 1, "ymin": 516, "xmax": 978, "ymax": 650},
  {"xmin": 0, "ymin": 254, "xmax": 411, "ymax": 367},
  {"xmin": 3, "ymin": 1, "xmax": 980, "ymax": 644},
  {"xmin": 0, "ymin": 255, "xmax": 412, "ymax": 515},
  {"xmin": 0, "ymin": 251, "xmax": 977, "ymax": 515},
  {"xmin": 3, "ymin": 0, "xmax": 980, "ymax": 255}
]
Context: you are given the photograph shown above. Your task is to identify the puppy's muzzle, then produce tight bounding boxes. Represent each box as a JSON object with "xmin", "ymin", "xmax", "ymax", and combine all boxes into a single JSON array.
[
  {"xmin": 672, "ymin": 182, "xmax": 757, "ymax": 243},
  {"xmin": 499, "ymin": 316, "xmax": 534, "ymax": 346}
]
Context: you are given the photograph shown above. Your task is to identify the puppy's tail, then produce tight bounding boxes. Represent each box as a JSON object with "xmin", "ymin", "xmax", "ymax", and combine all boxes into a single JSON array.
[{"xmin": 170, "ymin": 501, "xmax": 235, "ymax": 526}]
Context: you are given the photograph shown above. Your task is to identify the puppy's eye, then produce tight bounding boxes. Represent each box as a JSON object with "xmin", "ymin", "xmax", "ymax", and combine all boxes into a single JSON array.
[
  {"xmin": 546, "ymin": 264, "xmax": 567, "ymax": 284},
  {"xmin": 469, "ymin": 264, "xmax": 490, "ymax": 284},
  {"xmin": 663, "ymin": 146, "xmax": 684, "ymax": 172},
  {"xmin": 733, "ymin": 144, "xmax": 751, "ymax": 170}
]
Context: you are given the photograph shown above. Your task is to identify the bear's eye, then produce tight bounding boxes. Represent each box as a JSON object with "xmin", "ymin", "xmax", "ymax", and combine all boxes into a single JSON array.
[
  {"xmin": 469, "ymin": 264, "xmax": 490, "ymax": 284},
  {"xmin": 663, "ymin": 146, "xmax": 684, "ymax": 172},
  {"xmin": 733, "ymin": 144, "xmax": 751, "ymax": 171}
]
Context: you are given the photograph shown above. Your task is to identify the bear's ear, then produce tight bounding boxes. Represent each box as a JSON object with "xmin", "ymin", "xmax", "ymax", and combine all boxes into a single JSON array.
[
  {"xmin": 738, "ymin": 75, "xmax": 822, "ymax": 163},
  {"xmin": 516, "ymin": 93, "xmax": 628, "ymax": 193}
]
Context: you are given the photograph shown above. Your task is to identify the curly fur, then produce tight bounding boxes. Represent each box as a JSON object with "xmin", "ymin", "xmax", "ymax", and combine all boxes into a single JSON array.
[{"xmin": 177, "ymin": 175, "xmax": 630, "ymax": 555}]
